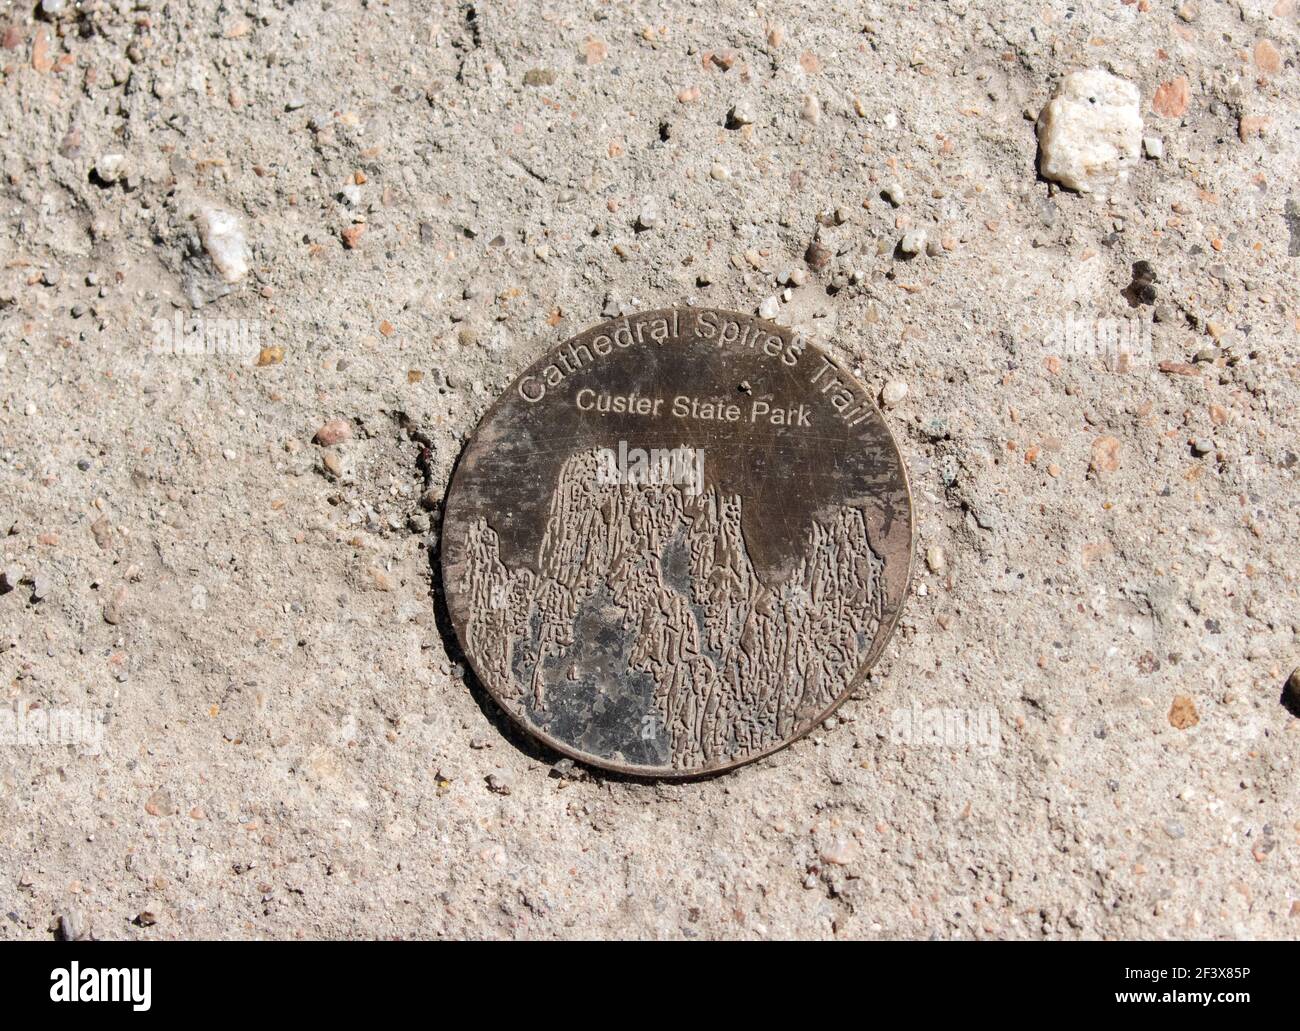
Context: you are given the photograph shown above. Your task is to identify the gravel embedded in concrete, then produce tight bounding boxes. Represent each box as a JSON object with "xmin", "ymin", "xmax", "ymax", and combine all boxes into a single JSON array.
[{"xmin": 0, "ymin": 0, "xmax": 1294, "ymax": 942}]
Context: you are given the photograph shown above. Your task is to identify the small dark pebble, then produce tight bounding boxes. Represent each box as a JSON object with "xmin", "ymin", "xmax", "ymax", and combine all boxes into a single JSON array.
[
  {"xmin": 804, "ymin": 241, "xmax": 832, "ymax": 271},
  {"xmin": 1123, "ymin": 260, "xmax": 1158, "ymax": 306}
]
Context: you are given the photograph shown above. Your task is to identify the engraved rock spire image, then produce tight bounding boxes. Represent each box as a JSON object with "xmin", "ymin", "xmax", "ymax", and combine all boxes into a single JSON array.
[{"xmin": 462, "ymin": 447, "xmax": 886, "ymax": 770}]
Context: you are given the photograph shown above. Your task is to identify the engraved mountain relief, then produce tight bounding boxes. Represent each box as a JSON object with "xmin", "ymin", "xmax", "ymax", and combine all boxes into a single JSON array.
[{"xmin": 461, "ymin": 448, "xmax": 887, "ymax": 770}]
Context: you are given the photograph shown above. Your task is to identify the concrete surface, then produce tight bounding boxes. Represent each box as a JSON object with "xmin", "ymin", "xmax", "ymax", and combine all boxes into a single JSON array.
[{"xmin": 0, "ymin": 0, "xmax": 1297, "ymax": 939}]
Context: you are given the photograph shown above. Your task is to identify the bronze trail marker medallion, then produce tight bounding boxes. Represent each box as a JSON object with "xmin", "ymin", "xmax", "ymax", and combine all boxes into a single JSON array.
[{"xmin": 441, "ymin": 308, "xmax": 914, "ymax": 777}]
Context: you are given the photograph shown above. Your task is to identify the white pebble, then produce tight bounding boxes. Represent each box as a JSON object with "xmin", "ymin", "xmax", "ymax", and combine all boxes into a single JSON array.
[
  {"xmin": 758, "ymin": 296, "xmax": 780, "ymax": 320},
  {"xmin": 1142, "ymin": 135, "xmax": 1164, "ymax": 160},
  {"xmin": 925, "ymin": 545, "xmax": 947, "ymax": 574},
  {"xmin": 800, "ymin": 94, "xmax": 821, "ymax": 124},
  {"xmin": 710, "ymin": 163, "xmax": 730, "ymax": 181},
  {"xmin": 880, "ymin": 380, "xmax": 908, "ymax": 407},
  {"xmin": 1036, "ymin": 69, "xmax": 1142, "ymax": 193},
  {"xmin": 898, "ymin": 230, "xmax": 926, "ymax": 256},
  {"xmin": 636, "ymin": 197, "xmax": 659, "ymax": 229},
  {"xmin": 194, "ymin": 206, "xmax": 250, "ymax": 284},
  {"xmin": 728, "ymin": 100, "xmax": 756, "ymax": 126},
  {"xmin": 94, "ymin": 153, "xmax": 127, "ymax": 183}
]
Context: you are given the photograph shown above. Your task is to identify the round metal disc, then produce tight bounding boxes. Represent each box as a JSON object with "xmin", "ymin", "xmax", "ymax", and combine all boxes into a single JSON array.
[{"xmin": 441, "ymin": 307, "xmax": 914, "ymax": 777}]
